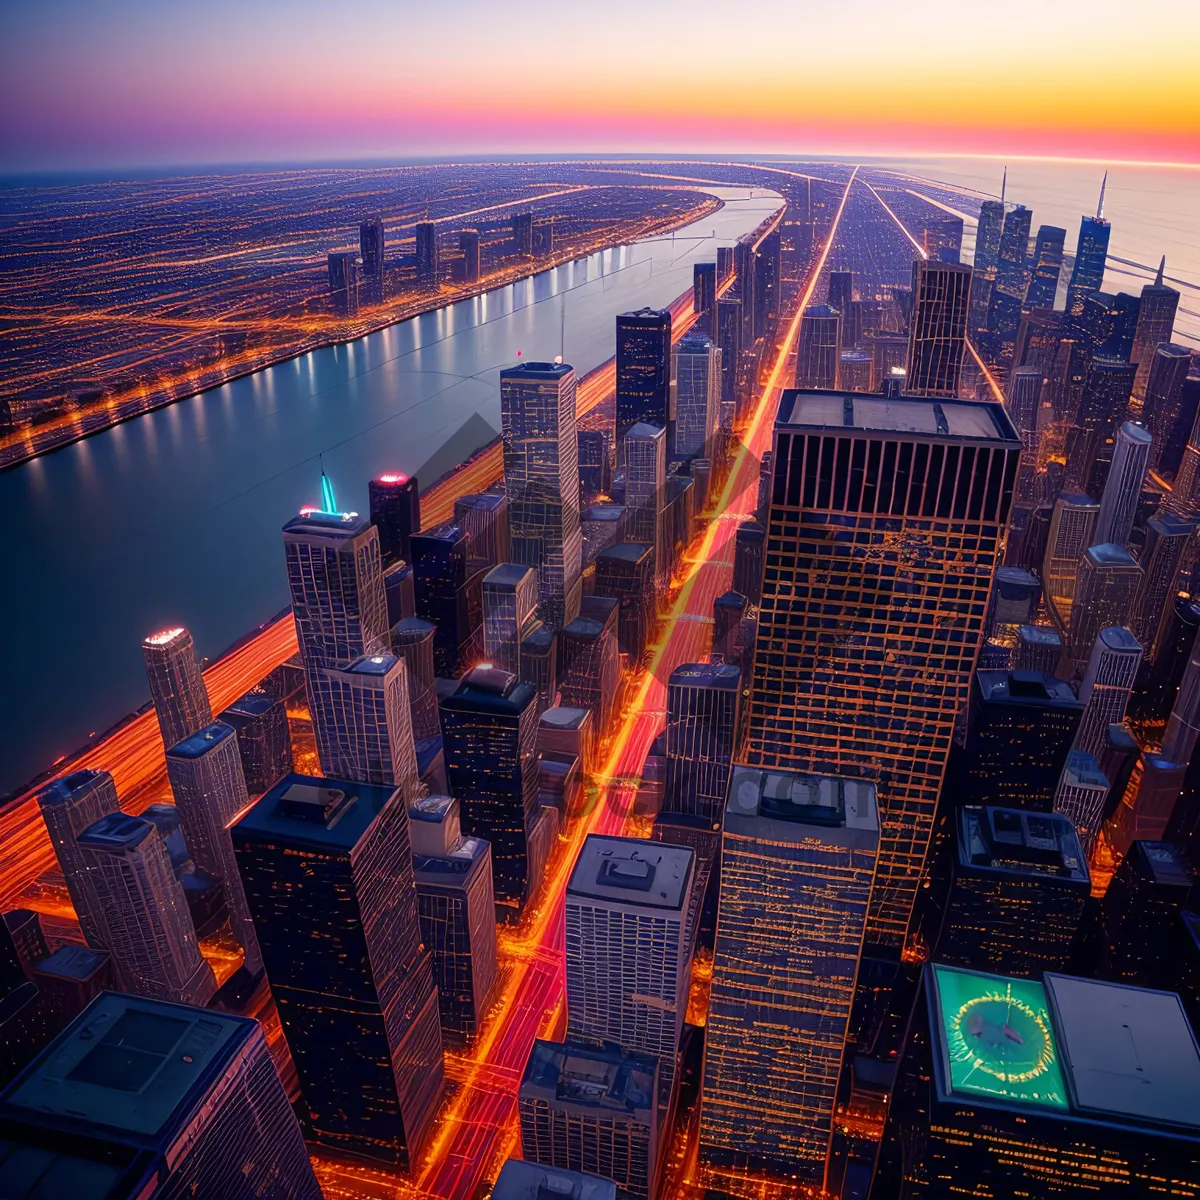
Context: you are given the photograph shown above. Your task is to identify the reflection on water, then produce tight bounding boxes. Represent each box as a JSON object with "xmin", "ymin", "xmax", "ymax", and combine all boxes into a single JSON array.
[{"xmin": 0, "ymin": 187, "xmax": 781, "ymax": 796}]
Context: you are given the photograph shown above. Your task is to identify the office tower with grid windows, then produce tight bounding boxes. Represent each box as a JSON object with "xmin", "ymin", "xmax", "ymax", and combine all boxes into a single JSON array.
[
  {"xmin": 142, "ymin": 627, "xmax": 213, "ymax": 753},
  {"xmin": 1052, "ymin": 749, "xmax": 1110, "ymax": 854},
  {"xmin": 795, "ymin": 305, "xmax": 841, "ymax": 390},
  {"xmin": 973, "ymin": 199, "xmax": 1005, "ymax": 275},
  {"xmin": 0, "ymin": 992, "xmax": 323, "ymax": 1199},
  {"xmin": 733, "ymin": 519, "xmax": 765, "ymax": 606},
  {"xmin": 1093, "ymin": 421, "xmax": 1151, "ymax": 548},
  {"xmin": 1065, "ymin": 357, "xmax": 1137, "ymax": 492},
  {"xmin": 1131, "ymin": 260, "xmax": 1181, "ymax": 401},
  {"xmin": 512, "ymin": 211, "xmax": 533, "ymax": 255},
  {"xmin": 439, "ymin": 665, "xmax": 549, "ymax": 916},
  {"xmin": 455, "ymin": 491, "xmax": 511, "ymax": 576},
  {"xmin": 746, "ymin": 390, "xmax": 1019, "ymax": 944},
  {"xmin": 217, "ymin": 691, "xmax": 292, "ymax": 793},
  {"xmin": 389, "ymin": 617, "xmax": 442, "ymax": 742},
  {"xmin": 1063, "ymin": 544, "xmax": 1142, "ymax": 680},
  {"xmin": 369, "ymin": 472, "xmax": 420, "ymax": 566},
  {"xmin": 459, "ymin": 227, "xmax": 481, "ymax": 283},
  {"xmin": 411, "ymin": 522, "xmax": 483, "ymax": 676},
  {"xmin": 519, "ymin": 1037, "xmax": 659, "ymax": 1200},
  {"xmin": 1065, "ymin": 208, "xmax": 1111, "ymax": 316},
  {"xmin": 75, "ymin": 812, "xmax": 217, "ymax": 1006},
  {"xmin": 232, "ymin": 773, "xmax": 443, "ymax": 1168},
  {"xmin": 482, "ymin": 563, "xmax": 538, "ymax": 675},
  {"xmin": 594, "ymin": 542, "xmax": 655, "ymax": 663},
  {"xmin": 693, "ymin": 262, "xmax": 717, "ymax": 333},
  {"xmin": 1024, "ymin": 225, "xmax": 1066, "ymax": 310},
  {"xmin": 1144, "ymin": 343, "xmax": 1194, "ymax": 473},
  {"xmin": 307, "ymin": 653, "xmax": 419, "ymax": 791},
  {"xmin": 36, "ymin": 769, "xmax": 120, "ymax": 950},
  {"xmin": 1043, "ymin": 492, "xmax": 1099, "ymax": 623},
  {"xmin": 493, "ymin": 1159, "xmax": 618, "ymax": 1200},
  {"xmin": 559, "ymin": 596, "xmax": 620, "ymax": 733},
  {"xmin": 1070, "ymin": 626, "xmax": 1141, "ymax": 760},
  {"xmin": 937, "ymin": 806, "xmax": 1089, "ymax": 978},
  {"xmin": 905, "ymin": 259, "xmax": 972, "ymax": 398},
  {"xmin": 408, "ymin": 794, "xmax": 498, "ymax": 1046},
  {"xmin": 716, "ymin": 295, "xmax": 742, "ymax": 420},
  {"xmin": 615, "ymin": 308, "xmax": 672, "ymax": 436},
  {"xmin": 501, "ymin": 361, "xmax": 583, "ymax": 629},
  {"xmin": 994, "ymin": 205, "xmax": 1032, "ymax": 302},
  {"xmin": 663, "ymin": 663, "xmax": 741, "ymax": 823},
  {"xmin": 675, "ymin": 330, "xmax": 720, "ymax": 461},
  {"xmin": 165, "ymin": 722, "xmax": 263, "ymax": 975},
  {"xmin": 923, "ymin": 216, "xmax": 963, "ymax": 264},
  {"xmin": 699, "ymin": 767, "xmax": 878, "ymax": 1183},
  {"xmin": 359, "ymin": 214, "xmax": 385, "ymax": 278},
  {"xmin": 623, "ymin": 420, "xmax": 667, "ymax": 573},
  {"xmin": 565, "ymin": 835, "xmax": 694, "ymax": 1104}
]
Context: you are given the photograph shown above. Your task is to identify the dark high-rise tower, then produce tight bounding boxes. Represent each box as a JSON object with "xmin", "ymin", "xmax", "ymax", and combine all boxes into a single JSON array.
[
  {"xmin": 663, "ymin": 662, "xmax": 741, "ymax": 822},
  {"xmin": 459, "ymin": 227, "xmax": 481, "ymax": 284},
  {"xmin": 0, "ymin": 993, "xmax": 323, "ymax": 1199},
  {"xmin": 1131, "ymin": 258, "xmax": 1181, "ymax": 401},
  {"xmin": 232, "ymin": 773, "xmax": 444, "ymax": 1168},
  {"xmin": 795, "ymin": 305, "xmax": 840, "ymax": 390},
  {"xmin": 1065, "ymin": 178, "xmax": 1111, "ymax": 315},
  {"xmin": 1024, "ymin": 225, "xmax": 1066, "ymax": 309},
  {"xmin": 973, "ymin": 199, "xmax": 1005, "ymax": 275},
  {"xmin": 369, "ymin": 472, "xmax": 420, "ymax": 566},
  {"xmin": 142, "ymin": 627, "xmax": 213, "ymax": 752},
  {"xmin": 693, "ymin": 262, "xmax": 717, "ymax": 333},
  {"xmin": 994, "ymin": 205, "xmax": 1033, "ymax": 301},
  {"xmin": 905, "ymin": 259, "xmax": 972, "ymax": 398},
  {"xmin": 746, "ymin": 390, "xmax": 1020, "ymax": 944},
  {"xmin": 616, "ymin": 308, "xmax": 672, "ymax": 434},
  {"xmin": 415, "ymin": 221, "xmax": 439, "ymax": 284},
  {"xmin": 360, "ymin": 215, "xmax": 385, "ymax": 278}
]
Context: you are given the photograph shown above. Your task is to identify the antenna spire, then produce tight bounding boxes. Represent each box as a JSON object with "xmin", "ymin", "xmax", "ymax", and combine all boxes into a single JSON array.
[
  {"xmin": 1000, "ymin": 166, "xmax": 1007, "ymax": 204},
  {"xmin": 319, "ymin": 455, "xmax": 337, "ymax": 513},
  {"xmin": 1156, "ymin": 256, "xmax": 1165, "ymax": 286},
  {"xmin": 1097, "ymin": 171, "xmax": 1107, "ymax": 219}
]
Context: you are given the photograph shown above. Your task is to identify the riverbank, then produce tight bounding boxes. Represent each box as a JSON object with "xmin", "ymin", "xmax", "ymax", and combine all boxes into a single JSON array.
[{"xmin": 1, "ymin": 192, "xmax": 721, "ymax": 470}]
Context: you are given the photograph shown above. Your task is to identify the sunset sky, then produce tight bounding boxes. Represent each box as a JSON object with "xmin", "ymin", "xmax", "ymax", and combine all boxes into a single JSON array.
[{"xmin": 2, "ymin": 0, "xmax": 1197, "ymax": 172}]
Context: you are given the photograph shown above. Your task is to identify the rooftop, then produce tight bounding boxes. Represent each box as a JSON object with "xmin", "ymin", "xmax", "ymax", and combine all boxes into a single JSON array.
[
  {"xmin": 282, "ymin": 509, "xmax": 369, "ymax": 538},
  {"xmin": 583, "ymin": 503, "xmax": 625, "ymax": 522},
  {"xmin": 596, "ymin": 541, "xmax": 652, "ymax": 565},
  {"xmin": 1056, "ymin": 491, "xmax": 1097, "ymax": 508},
  {"xmin": 521, "ymin": 1038, "xmax": 656, "ymax": 1119},
  {"xmin": 726, "ymin": 765, "xmax": 879, "ymax": 846},
  {"xmin": 1064, "ymin": 751, "xmax": 1109, "ymax": 788},
  {"xmin": 1085, "ymin": 542, "xmax": 1137, "ymax": 567},
  {"xmin": 38, "ymin": 769, "xmax": 109, "ymax": 808},
  {"xmin": 32, "ymin": 945, "xmax": 110, "ymax": 983},
  {"xmin": 442, "ymin": 666, "xmax": 535, "ymax": 715},
  {"xmin": 567, "ymin": 835, "xmax": 693, "ymax": 912},
  {"xmin": 483, "ymin": 563, "xmax": 536, "ymax": 589},
  {"xmin": 975, "ymin": 670, "xmax": 1080, "ymax": 708},
  {"xmin": 0, "ymin": 992, "xmax": 254, "ymax": 1145},
  {"xmin": 491, "ymin": 1159, "xmax": 617, "ymax": 1200},
  {"xmin": 165, "ymin": 721, "xmax": 236, "ymax": 760},
  {"xmin": 77, "ymin": 813, "xmax": 152, "ymax": 852},
  {"xmin": 956, "ymin": 806, "xmax": 1088, "ymax": 886},
  {"xmin": 540, "ymin": 706, "xmax": 591, "ymax": 732},
  {"xmin": 669, "ymin": 662, "xmax": 741, "ymax": 690},
  {"xmin": 777, "ymin": 389, "xmax": 1018, "ymax": 444},
  {"xmin": 233, "ymin": 772, "xmax": 403, "ymax": 852},
  {"xmin": 220, "ymin": 692, "xmax": 279, "ymax": 719},
  {"xmin": 500, "ymin": 361, "xmax": 574, "ymax": 380},
  {"xmin": 1099, "ymin": 626, "xmax": 1142, "ymax": 652},
  {"xmin": 626, "ymin": 422, "xmax": 665, "ymax": 442},
  {"xmin": 1018, "ymin": 625, "xmax": 1062, "ymax": 647},
  {"xmin": 347, "ymin": 654, "xmax": 399, "ymax": 677},
  {"xmin": 1130, "ymin": 841, "xmax": 1197, "ymax": 890}
]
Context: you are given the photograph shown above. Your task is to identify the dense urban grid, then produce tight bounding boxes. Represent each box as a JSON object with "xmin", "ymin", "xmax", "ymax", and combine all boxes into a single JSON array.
[{"xmin": 2, "ymin": 157, "xmax": 1199, "ymax": 1200}]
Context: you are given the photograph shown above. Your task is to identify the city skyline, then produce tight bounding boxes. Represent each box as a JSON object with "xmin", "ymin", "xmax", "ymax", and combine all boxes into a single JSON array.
[{"xmin": 2, "ymin": 1, "xmax": 1198, "ymax": 172}]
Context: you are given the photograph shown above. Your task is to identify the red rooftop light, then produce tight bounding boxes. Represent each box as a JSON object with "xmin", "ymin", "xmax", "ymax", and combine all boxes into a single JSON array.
[{"xmin": 377, "ymin": 473, "xmax": 408, "ymax": 484}]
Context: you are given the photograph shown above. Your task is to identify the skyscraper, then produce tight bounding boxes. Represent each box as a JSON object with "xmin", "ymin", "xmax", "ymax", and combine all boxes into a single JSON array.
[
  {"xmin": 415, "ymin": 221, "xmax": 439, "ymax": 284},
  {"xmin": 794, "ymin": 304, "xmax": 840, "ymax": 390},
  {"xmin": 327, "ymin": 252, "xmax": 358, "ymax": 311},
  {"xmin": 165, "ymin": 722, "xmax": 263, "ymax": 975},
  {"xmin": 283, "ymin": 508, "xmax": 390, "ymax": 670},
  {"xmin": 716, "ymin": 295, "xmax": 742, "ymax": 419},
  {"xmin": 693, "ymin": 262, "xmax": 717, "ymax": 333},
  {"xmin": 1042, "ymin": 492, "xmax": 1100, "ymax": 623},
  {"xmin": 501, "ymin": 361, "xmax": 583, "ymax": 629},
  {"xmin": 492, "ymin": 1160, "xmax": 617, "ymax": 1200},
  {"xmin": 565, "ymin": 834, "xmax": 694, "ymax": 1102},
  {"xmin": 217, "ymin": 691, "xmax": 293, "ymax": 794},
  {"xmin": 1064, "ymin": 544, "xmax": 1142, "ymax": 679},
  {"xmin": 369, "ymin": 472, "xmax": 421, "ymax": 566},
  {"xmin": 1024, "ymin": 225, "xmax": 1066, "ymax": 309},
  {"xmin": 1134, "ymin": 511, "xmax": 1195, "ymax": 646},
  {"xmin": 512, "ymin": 211, "xmax": 533, "ymax": 255},
  {"xmin": 389, "ymin": 617, "xmax": 442, "ymax": 743},
  {"xmin": 411, "ymin": 522, "xmax": 481, "ymax": 675},
  {"xmin": 700, "ymin": 767, "xmax": 878, "ymax": 1183},
  {"xmin": 1065, "ymin": 210, "xmax": 1111, "ymax": 316},
  {"xmin": 0, "ymin": 992, "xmax": 323, "ymax": 1199},
  {"xmin": 1131, "ymin": 259, "xmax": 1181, "ymax": 401},
  {"xmin": 615, "ymin": 308, "xmax": 672, "ymax": 434},
  {"xmin": 593, "ymin": 542, "xmax": 655, "ymax": 663},
  {"xmin": 937, "ymin": 806, "xmax": 1089, "ymax": 978},
  {"xmin": 623, "ymin": 421, "xmax": 667, "ymax": 582},
  {"xmin": 439, "ymin": 665, "xmax": 548, "ymax": 916},
  {"xmin": 455, "ymin": 491, "xmax": 510, "ymax": 575},
  {"xmin": 1070, "ymin": 626, "xmax": 1141, "ymax": 760},
  {"xmin": 459, "ymin": 227, "xmax": 481, "ymax": 283},
  {"xmin": 674, "ymin": 330, "xmax": 720, "ymax": 460},
  {"xmin": 307, "ymin": 653, "xmax": 419, "ymax": 790},
  {"xmin": 76, "ymin": 812, "xmax": 217, "ymax": 1006},
  {"xmin": 923, "ymin": 216, "xmax": 964, "ymax": 264},
  {"xmin": 1064, "ymin": 357, "xmax": 1137, "ymax": 491},
  {"xmin": 232, "ymin": 773, "xmax": 444, "ymax": 1168},
  {"xmin": 994, "ymin": 205, "xmax": 1032, "ymax": 301},
  {"xmin": 746, "ymin": 390, "xmax": 1019, "ymax": 944},
  {"xmin": 1052, "ymin": 749, "xmax": 1110, "ymax": 853},
  {"xmin": 482, "ymin": 563, "xmax": 538, "ymax": 675},
  {"xmin": 1092, "ymin": 421, "xmax": 1151, "ymax": 547},
  {"xmin": 36, "ymin": 769, "xmax": 120, "ymax": 949},
  {"xmin": 559, "ymin": 596, "xmax": 620, "ymax": 732},
  {"xmin": 142, "ymin": 627, "xmax": 213, "ymax": 752},
  {"xmin": 973, "ymin": 199, "xmax": 1005, "ymax": 274},
  {"xmin": 663, "ymin": 662, "xmax": 741, "ymax": 823},
  {"xmin": 905, "ymin": 259, "xmax": 972, "ymax": 398},
  {"xmin": 360, "ymin": 215, "xmax": 385, "ymax": 278},
  {"xmin": 408, "ymin": 794, "xmax": 499, "ymax": 1046},
  {"xmin": 519, "ymin": 1038, "xmax": 659, "ymax": 1200},
  {"xmin": 1143, "ymin": 343, "xmax": 1194, "ymax": 472}
]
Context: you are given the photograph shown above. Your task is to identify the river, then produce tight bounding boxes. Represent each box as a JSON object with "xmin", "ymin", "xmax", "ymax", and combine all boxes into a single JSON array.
[{"xmin": 0, "ymin": 186, "xmax": 782, "ymax": 796}]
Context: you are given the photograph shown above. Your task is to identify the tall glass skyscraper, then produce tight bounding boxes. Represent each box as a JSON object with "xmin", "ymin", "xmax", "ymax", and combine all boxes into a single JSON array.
[
  {"xmin": 746, "ymin": 390, "xmax": 1019, "ymax": 944},
  {"xmin": 501, "ymin": 361, "xmax": 583, "ymax": 629},
  {"xmin": 794, "ymin": 304, "xmax": 841, "ymax": 390},
  {"xmin": 674, "ymin": 330, "xmax": 720, "ymax": 460},
  {"xmin": 1065, "ymin": 213, "xmax": 1111, "ymax": 316},
  {"xmin": 615, "ymin": 307, "xmax": 672, "ymax": 434},
  {"xmin": 1131, "ymin": 261, "xmax": 1181, "ymax": 401},
  {"xmin": 663, "ymin": 662, "xmax": 742, "ymax": 822},
  {"xmin": 1024, "ymin": 225, "xmax": 1066, "ymax": 309},
  {"xmin": 1092, "ymin": 421, "xmax": 1152, "ymax": 548},
  {"xmin": 141, "ymin": 626, "xmax": 213, "ymax": 752},
  {"xmin": 700, "ymin": 768, "xmax": 878, "ymax": 1185},
  {"xmin": 905, "ymin": 259, "xmax": 972, "ymax": 398},
  {"xmin": 973, "ymin": 199, "xmax": 1005, "ymax": 274},
  {"xmin": 232, "ymin": 773, "xmax": 444, "ymax": 1168},
  {"xmin": 482, "ymin": 562, "xmax": 538, "ymax": 675},
  {"xmin": 0, "ymin": 992, "xmax": 322, "ymax": 1198},
  {"xmin": 994, "ymin": 205, "xmax": 1032, "ymax": 301}
]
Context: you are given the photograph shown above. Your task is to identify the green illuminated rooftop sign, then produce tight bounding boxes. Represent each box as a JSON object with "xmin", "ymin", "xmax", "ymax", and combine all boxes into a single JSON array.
[{"xmin": 932, "ymin": 964, "xmax": 1069, "ymax": 1111}]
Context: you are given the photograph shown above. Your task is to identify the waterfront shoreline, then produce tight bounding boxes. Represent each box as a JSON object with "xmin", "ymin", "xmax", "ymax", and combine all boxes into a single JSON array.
[{"xmin": 0, "ymin": 193, "xmax": 721, "ymax": 471}]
